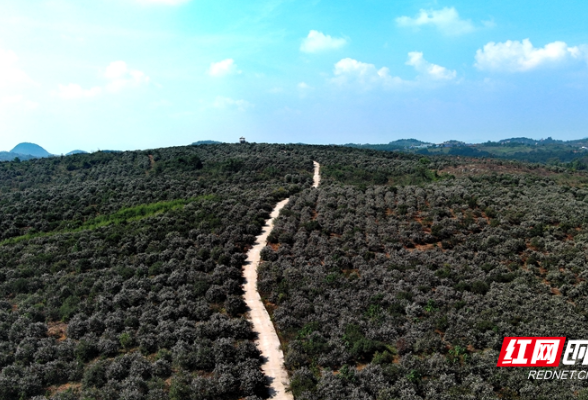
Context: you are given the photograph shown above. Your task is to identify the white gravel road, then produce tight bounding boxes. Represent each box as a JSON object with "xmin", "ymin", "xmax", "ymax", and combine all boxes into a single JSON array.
[
  {"xmin": 242, "ymin": 161, "xmax": 320, "ymax": 399},
  {"xmin": 313, "ymin": 161, "xmax": 320, "ymax": 188}
]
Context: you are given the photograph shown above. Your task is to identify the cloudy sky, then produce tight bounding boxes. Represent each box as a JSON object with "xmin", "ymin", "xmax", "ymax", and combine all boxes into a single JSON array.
[{"xmin": 1, "ymin": 0, "xmax": 588, "ymax": 154}]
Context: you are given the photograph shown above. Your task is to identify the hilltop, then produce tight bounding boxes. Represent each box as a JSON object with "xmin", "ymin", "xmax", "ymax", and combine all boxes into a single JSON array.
[
  {"xmin": 192, "ymin": 140, "xmax": 223, "ymax": 145},
  {"xmin": 10, "ymin": 142, "xmax": 51, "ymax": 157},
  {"xmin": 345, "ymin": 138, "xmax": 431, "ymax": 152},
  {"xmin": 343, "ymin": 136, "xmax": 588, "ymax": 166}
]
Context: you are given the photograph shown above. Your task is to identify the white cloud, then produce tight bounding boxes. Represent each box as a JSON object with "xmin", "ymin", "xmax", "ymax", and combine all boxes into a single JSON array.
[
  {"xmin": 60, "ymin": 34, "xmax": 85, "ymax": 44},
  {"xmin": 0, "ymin": 49, "xmax": 36, "ymax": 112},
  {"xmin": 475, "ymin": 39, "xmax": 585, "ymax": 72},
  {"xmin": 150, "ymin": 99, "xmax": 172, "ymax": 109},
  {"xmin": 482, "ymin": 19, "xmax": 496, "ymax": 29},
  {"xmin": 104, "ymin": 61, "xmax": 150, "ymax": 92},
  {"xmin": 104, "ymin": 61, "xmax": 129, "ymax": 80},
  {"xmin": 331, "ymin": 58, "xmax": 404, "ymax": 88},
  {"xmin": 56, "ymin": 61, "xmax": 149, "ymax": 99},
  {"xmin": 297, "ymin": 82, "xmax": 313, "ymax": 98},
  {"xmin": 213, "ymin": 96, "xmax": 252, "ymax": 111},
  {"xmin": 300, "ymin": 30, "xmax": 347, "ymax": 53},
  {"xmin": 406, "ymin": 52, "xmax": 456, "ymax": 80},
  {"xmin": 396, "ymin": 7, "xmax": 475, "ymax": 35},
  {"xmin": 56, "ymin": 84, "xmax": 102, "ymax": 99},
  {"xmin": 0, "ymin": 48, "xmax": 33, "ymax": 88},
  {"xmin": 276, "ymin": 106, "xmax": 301, "ymax": 116},
  {"xmin": 331, "ymin": 54, "xmax": 457, "ymax": 89},
  {"xmin": 136, "ymin": 0, "xmax": 190, "ymax": 5},
  {"xmin": 0, "ymin": 95, "xmax": 38, "ymax": 110},
  {"xmin": 208, "ymin": 59, "xmax": 239, "ymax": 77}
]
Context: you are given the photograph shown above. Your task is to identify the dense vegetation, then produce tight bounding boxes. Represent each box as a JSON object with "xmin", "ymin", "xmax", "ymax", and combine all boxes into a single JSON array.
[
  {"xmin": 345, "ymin": 137, "xmax": 588, "ymax": 167},
  {"xmin": 0, "ymin": 144, "xmax": 313, "ymax": 400},
  {"xmin": 259, "ymin": 149, "xmax": 588, "ymax": 399},
  {"xmin": 3, "ymin": 143, "xmax": 588, "ymax": 399}
]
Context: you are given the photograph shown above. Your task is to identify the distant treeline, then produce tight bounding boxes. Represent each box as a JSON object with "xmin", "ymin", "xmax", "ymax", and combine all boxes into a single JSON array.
[{"xmin": 344, "ymin": 141, "xmax": 588, "ymax": 169}]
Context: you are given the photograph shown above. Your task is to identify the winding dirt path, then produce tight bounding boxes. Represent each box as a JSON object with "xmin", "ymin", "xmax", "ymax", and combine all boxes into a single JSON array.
[
  {"xmin": 313, "ymin": 161, "xmax": 320, "ymax": 188},
  {"xmin": 243, "ymin": 198, "xmax": 292, "ymax": 399},
  {"xmin": 243, "ymin": 161, "xmax": 320, "ymax": 399}
]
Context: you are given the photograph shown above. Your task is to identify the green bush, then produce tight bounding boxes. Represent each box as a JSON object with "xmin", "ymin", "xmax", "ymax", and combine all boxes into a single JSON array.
[
  {"xmin": 119, "ymin": 332, "xmax": 133, "ymax": 349},
  {"xmin": 59, "ymin": 295, "xmax": 80, "ymax": 321}
]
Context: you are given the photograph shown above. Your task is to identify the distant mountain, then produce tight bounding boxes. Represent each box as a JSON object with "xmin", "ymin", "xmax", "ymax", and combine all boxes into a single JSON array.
[
  {"xmin": 565, "ymin": 140, "xmax": 588, "ymax": 147},
  {"xmin": 497, "ymin": 137, "xmax": 537, "ymax": 145},
  {"xmin": 344, "ymin": 138, "xmax": 432, "ymax": 152},
  {"xmin": 10, "ymin": 142, "xmax": 51, "ymax": 157},
  {"xmin": 341, "ymin": 136, "xmax": 588, "ymax": 165},
  {"xmin": 0, "ymin": 152, "xmax": 37, "ymax": 162},
  {"xmin": 192, "ymin": 140, "xmax": 222, "ymax": 145},
  {"xmin": 66, "ymin": 150, "xmax": 88, "ymax": 155},
  {"xmin": 387, "ymin": 139, "xmax": 431, "ymax": 147}
]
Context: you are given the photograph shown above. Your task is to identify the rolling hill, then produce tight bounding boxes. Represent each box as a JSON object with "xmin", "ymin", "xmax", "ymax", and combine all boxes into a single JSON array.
[
  {"xmin": 10, "ymin": 142, "xmax": 51, "ymax": 157},
  {"xmin": 1, "ymin": 145, "xmax": 588, "ymax": 398}
]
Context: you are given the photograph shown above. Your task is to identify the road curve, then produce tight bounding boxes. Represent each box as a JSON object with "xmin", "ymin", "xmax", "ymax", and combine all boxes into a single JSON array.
[{"xmin": 243, "ymin": 161, "xmax": 320, "ymax": 399}]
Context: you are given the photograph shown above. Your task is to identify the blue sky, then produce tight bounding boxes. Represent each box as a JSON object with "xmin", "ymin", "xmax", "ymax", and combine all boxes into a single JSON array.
[{"xmin": 1, "ymin": 0, "xmax": 588, "ymax": 154}]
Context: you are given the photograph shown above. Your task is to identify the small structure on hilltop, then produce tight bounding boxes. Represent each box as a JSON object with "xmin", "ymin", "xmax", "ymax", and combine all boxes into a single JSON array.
[{"xmin": 239, "ymin": 137, "xmax": 247, "ymax": 144}]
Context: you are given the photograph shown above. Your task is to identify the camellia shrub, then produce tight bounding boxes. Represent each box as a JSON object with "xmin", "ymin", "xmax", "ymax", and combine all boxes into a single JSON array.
[{"xmin": 3, "ymin": 144, "xmax": 588, "ymax": 398}]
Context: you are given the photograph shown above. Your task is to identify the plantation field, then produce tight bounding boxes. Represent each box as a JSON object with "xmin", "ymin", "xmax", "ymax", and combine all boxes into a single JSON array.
[{"xmin": 2, "ymin": 144, "xmax": 588, "ymax": 399}]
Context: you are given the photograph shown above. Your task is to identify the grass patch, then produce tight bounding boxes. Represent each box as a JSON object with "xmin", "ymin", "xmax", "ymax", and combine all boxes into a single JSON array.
[{"xmin": 0, "ymin": 194, "xmax": 219, "ymax": 246}]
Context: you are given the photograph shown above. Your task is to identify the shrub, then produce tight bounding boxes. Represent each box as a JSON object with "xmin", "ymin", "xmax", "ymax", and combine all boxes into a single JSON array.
[
  {"xmin": 82, "ymin": 361, "xmax": 107, "ymax": 389},
  {"xmin": 119, "ymin": 332, "xmax": 134, "ymax": 350},
  {"xmin": 59, "ymin": 296, "xmax": 80, "ymax": 321}
]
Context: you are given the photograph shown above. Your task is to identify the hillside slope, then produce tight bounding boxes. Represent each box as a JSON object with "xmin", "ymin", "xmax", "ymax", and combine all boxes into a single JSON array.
[
  {"xmin": 0, "ymin": 144, "xmax": 313, "ymax": 400},
  {"xmin": 2, "ymin": 145, "xmax": 588, "ymax": 399},
  {"xmin": 0, "ymin": 151, "xmax": 37, "ymax": 162}
]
